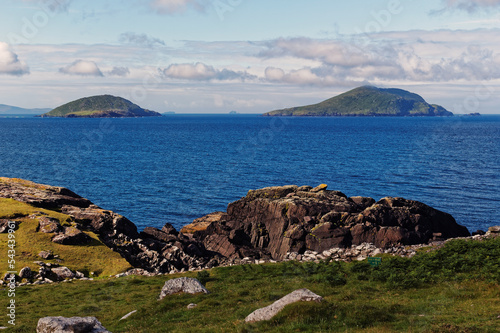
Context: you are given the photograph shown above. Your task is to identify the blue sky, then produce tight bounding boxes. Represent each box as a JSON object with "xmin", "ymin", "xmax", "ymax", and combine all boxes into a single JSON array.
[{"xmin": 1, "ymin": 0, "xmax": 500, "ymax": 113}]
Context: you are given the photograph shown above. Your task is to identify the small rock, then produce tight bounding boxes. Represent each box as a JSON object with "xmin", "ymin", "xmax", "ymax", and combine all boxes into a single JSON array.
[
  {"xmin": 19, "ymin": 267, "xmax": 32, "ymax": 279},
  {"xmin": 52, "ymin": 227, "xmax": 92, "ymax": 245},
  {"xmin": 38, "ymin": 251, "xmax": 53, "ymax": 259},
  {"xmin": 36, "ymin": 316, "xmax": 110, "ymax": 333},
  {"xmin": 187, "ymin": 303, "xmax": 198, "ymax": 309},
  {"xmin": 245, "ymin": 289, "xmax": 323, "ymax": 322},
  {"xmin": 488, "ymin": 226, "xmax": 500, "ymax": 233},
  {"xmin": 38, "ymin": 217, "xmax": 62, "ymax": 233},
  {"xmin": 158, "ymin": 277, "xmax": 209, "ymax": 300},
  {"xmin": 310, "ymin": 184, "xmax": 328, "ymax": 192},
  {"xmin": 51, "ymin": 267, "xmax": 75, "ymax": 280},
  {"xmin": 75, "ymin": 271, "xmax": 85, "ymax": 279}
]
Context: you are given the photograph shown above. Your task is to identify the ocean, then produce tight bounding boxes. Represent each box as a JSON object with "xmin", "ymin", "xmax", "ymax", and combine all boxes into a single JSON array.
[{"xmin": 0, "ymin": 114, "xmax": 499, "ymax": 233}]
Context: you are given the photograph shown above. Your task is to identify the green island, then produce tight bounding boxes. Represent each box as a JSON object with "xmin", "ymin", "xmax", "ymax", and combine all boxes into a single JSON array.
[
  {"xmin": 39, "ymin": 95, "xmax": 162, "ymax": 118},
  {"xmin": 263, "ymin": 86, "xmax": 453, "ymax": 117}
]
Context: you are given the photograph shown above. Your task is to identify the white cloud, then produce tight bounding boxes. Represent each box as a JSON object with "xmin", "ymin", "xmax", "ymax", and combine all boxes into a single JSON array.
[
  {"xmin": 59, "ymin": 60, "xmax": 103, "ymax": 77},
  {"xmin": 0, "ymin": 42, "xmax": 30, "ymax": 76},
  {"xmin": 149, "ymin": 0, "xmax": 208, "ymax": 14},
  {"xmin": 443, "ymin": 0, "xmax": 500, "ymax": 12},
  {"xmin": 119, "ymin": 32, "xmax": 165, "ymax": 48},
  {"xmin": 162, "ymin": 62, "xmax": 255, "ymax": 81},
  {"xmin": 258, "ymin": 32, "xmax": 500, "ymax": 85}
]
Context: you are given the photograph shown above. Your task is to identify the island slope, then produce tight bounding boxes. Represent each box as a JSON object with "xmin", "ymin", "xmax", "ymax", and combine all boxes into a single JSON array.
[
  {"xmin": 40, "ymin": 95, "xmax": 161, "ymax": 118},
  {"xmin": 264, "ymin": 86, "xmax": 453, "ymax": 117}
]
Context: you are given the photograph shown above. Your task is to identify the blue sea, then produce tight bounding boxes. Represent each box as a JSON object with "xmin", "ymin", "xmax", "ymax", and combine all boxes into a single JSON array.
[{"xmin": 0, "ymin": 114, "xmax": 499, "ymax": 233}]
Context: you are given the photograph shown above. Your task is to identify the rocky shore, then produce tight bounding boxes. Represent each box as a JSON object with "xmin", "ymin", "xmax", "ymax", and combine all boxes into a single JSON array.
[{"xmin": 1, "ymin": 178, "xmax": 498, "ymax": 285}]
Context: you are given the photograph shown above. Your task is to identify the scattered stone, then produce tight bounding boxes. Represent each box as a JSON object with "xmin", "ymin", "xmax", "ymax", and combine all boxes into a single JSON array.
[
  {"xmin": 36, "ymin": 316, "xmax": 110, "ymax": 333},
  {"xmin": 245, "ymin": 288, "xmax": 323, "ymax": 322},
  {"xmin": 187, "ymin": 303, "xmax": 198, "ymax": 309},
  {"xmin": 75, "ymin": 271, "xmax": 85, "ymax": 279},
  {"xmin": 158, "ymin": 277, "xmax": 209, "ymax": 300},
  {"xmin": 51, "ymin": 267, "xmax": 75, "ymax": 280},
  {"xmin": 310, "ymin": 184, "xmax": 328, "ymax": 192},
  {"xmin": 37, "ymin": 217, "xmax": 63, "ymax": 233},
  {"xmin": 488, "ymin": 226, "xmax": 500, "ymax": 233},
  {"xmin": 119, "ymin": 310, "xmax": 137, "ymax": 321},
  {"xmin": 52, "ymin": 227, "xmax": 92, "ymax": 245},
  {"xmin": 19, "ymin": 267, "xmax": 32, "ymax": 279}
]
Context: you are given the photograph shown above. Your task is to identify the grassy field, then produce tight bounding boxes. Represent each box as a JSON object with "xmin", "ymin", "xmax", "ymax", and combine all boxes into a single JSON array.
[{"xmin": 4, "ymin": 237, "xmax": 499, "ymax": 332}]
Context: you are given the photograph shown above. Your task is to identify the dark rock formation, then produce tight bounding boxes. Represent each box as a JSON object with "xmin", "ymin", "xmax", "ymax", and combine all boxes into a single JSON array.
[
  {"xmin": 0, "ymin": 177, "xmax": 220, "ymax": 274},
  {"xmin": 187, "ymin": 185, "xmax": 471, "ymax": 260}
]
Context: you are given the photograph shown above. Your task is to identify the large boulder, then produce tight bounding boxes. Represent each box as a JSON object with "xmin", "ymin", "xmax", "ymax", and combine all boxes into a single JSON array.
[
  {"xmin": 158, "ymin": 277, "xmax": 209, "ymax": 300},
  {"xmin": 36, "ymin": 316, "xmax": 110, "ymax": 333},
  {"xmin": 194, "ymin": 185, "xmax": 471, "ymax": 260},
  {"xmin": 51, "ymin": 267, "xmax": 75, "ymax": 280},
  {"xmin": 52, "ymin": 227, "xmax": 92, "ymax": 245},
  {"xmin": 245, "ymin": 288, "xmax": 323, "ymax": 322}
]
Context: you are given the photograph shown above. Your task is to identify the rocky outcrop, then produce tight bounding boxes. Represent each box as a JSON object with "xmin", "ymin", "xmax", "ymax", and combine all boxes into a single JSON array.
[
  {"xmin": 1, "ymin": 178, "xmax": 473, "ymax": 276},
  {"xmin": 0, "ymin": 177, "xmax": 222, "ymax": 275},
  {"xmin": 188, "ymin": 185, "xmax": 471, "ymax": 260},
  {"xmin": 36, "ymin": 316, "xmax": 110, "ymax": 333},
  {"xmin": 245, "ymin": 289, "xmax": 323, "ymax": 322},
  {"xmin": 158, "ymin": 277, "xmax": 209, "ymax": 300}
]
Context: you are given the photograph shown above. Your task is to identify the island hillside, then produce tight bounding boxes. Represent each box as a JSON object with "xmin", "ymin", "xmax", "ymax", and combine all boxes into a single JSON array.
[
  {"xmin": 264, "ymin": 86, "xmax": 453, "ymax": 117},
  {"xmin": 40, "ymin": 95, "xmax": 161, "ymax": 118}
]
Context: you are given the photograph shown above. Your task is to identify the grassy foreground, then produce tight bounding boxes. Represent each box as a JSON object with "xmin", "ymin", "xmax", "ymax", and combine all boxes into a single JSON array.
[{"xmin": 5, "ymin": 237, "xmax": 500, "ymax": 332}]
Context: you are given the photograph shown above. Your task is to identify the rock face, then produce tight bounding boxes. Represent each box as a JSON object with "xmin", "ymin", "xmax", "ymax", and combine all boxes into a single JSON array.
[
  {"xmin": 0, "ymin": 177, "xmax": 220, "ymax": 274},
  {"xmin": 245, "ymin": 289, "xmax": 323, "ymax": 322},
  {"xmin": 36, "ymin": 316, "xmax": 110, "ymax": 333},
  {"xmin": 158, "ymin": 277, "xmax": 209, "ymax": 300},
  {"xmin": 188, "ymin": 185, "xmax": 471, "ymax": 260}
]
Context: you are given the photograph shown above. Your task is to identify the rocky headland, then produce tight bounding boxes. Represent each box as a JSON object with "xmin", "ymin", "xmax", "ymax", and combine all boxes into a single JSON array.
[{"xmin": 1, "ymin": 178, "xmax": 497, "ymax": 283}]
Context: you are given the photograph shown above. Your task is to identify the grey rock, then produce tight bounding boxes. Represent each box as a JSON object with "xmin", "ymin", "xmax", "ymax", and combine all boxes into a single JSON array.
[
  {"xmin": 245, "ymin": 288, "xmax": 323, "ymax": 322},
  {"xmin": 158, "ymin": 277, "xmax": 209, "ymax": 300},
  {"xmin": 52, "ymin": 227, "xmax": 92, "ymax": 245},
  {"xmin": 488, "ymin": 226, "xmax": 500, "ymax": 233},
  {"xmin": 38, "ymin": 217, "xmax": 62, "ymax": 233},
  {"xmin": 19, "ymin": 267, "xmax": 32, "ymax": 279},
  {"xmin": 187, "ymin": 303, "xmax": 198, "ymax": 309},
  {"xmin": 51, "ymin": 267, "xmax": 75, "ymax": 280},
  {"xmin": 36, "ymin": 316, "xmax": 110, "ymax": 333}
]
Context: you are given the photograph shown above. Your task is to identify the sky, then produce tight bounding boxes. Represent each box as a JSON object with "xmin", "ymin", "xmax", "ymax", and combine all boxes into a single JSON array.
[{"xmin": 1, "ymin": 0, "xmax": 500, "ymax": 114}]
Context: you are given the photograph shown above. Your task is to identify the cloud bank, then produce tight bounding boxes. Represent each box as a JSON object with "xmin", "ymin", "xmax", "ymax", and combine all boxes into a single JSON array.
[
  {"xmin": 162, "ymin": 62, "xmax": 255, "ymax": 81},
  {"xmin": 0, "ymin": 42, "xmax": 30, "ymax": 76},
  {"xmin": 59, "ymin": 60, "xmax": 103, "ymax": 77}
]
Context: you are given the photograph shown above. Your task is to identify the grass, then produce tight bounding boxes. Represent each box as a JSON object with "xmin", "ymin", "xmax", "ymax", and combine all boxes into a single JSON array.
[
  {"xmin": 0, "ymin": 198, "xmax": 132, "ymax": 277},
  {"xmin": 3, "ymin": 237, "xmax": 499, "ymax": 332}
]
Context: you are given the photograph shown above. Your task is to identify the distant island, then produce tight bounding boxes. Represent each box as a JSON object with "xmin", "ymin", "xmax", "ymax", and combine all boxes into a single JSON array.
[
  {"xmin": 0, "ymin": 104, "xmax": 51, "ymax": 115},
  {"xmin": 39, "ymin": 95, "xmax": 162, "ymax": 118},
  {"xmin": 263, "ymin": 86, "xmax": 453, "ymax": 117}
]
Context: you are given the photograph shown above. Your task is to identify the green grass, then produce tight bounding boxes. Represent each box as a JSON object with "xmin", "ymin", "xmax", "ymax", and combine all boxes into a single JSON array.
[
  {"xmin": 0, "ymin": 198, "xmax": 132, "ymax": 277},
  {"xmin": 4, "ymin": 237, "xmax": 499, "ymax": 332}
]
